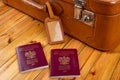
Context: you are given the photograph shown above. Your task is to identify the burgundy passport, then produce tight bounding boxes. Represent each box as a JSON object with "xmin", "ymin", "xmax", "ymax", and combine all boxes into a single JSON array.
[
  {"xmin": 50, "ymin": 49, "xmax": 80, "ymax": 78},
  {"xmin": 16, "ymin": 43, "xmax": 48, "ymax": 73}
]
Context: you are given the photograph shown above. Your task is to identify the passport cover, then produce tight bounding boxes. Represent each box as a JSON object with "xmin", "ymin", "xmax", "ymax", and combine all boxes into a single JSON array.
[
  {"xmin": 16, "ymin": 43, "xmax": 48, "ymax": 73},
  {"xmin": 50, "ymin": 49, "xmax": 80, "ymax": 78}
]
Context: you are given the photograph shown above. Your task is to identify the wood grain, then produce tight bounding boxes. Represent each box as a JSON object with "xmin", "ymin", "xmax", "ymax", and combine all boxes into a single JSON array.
[
  {"xmin": 0, "ymin": 1, "xmax": 120, "ymax": 80},
  {"xmin": 85, "ymin": 53, "xmax": 120, "ymax": 80},
  {"xmin": 0, "ymin": 20, "xmax": 44, "ymax": 67},
  {"xmin": 0, "ymin": 5, "xmax": 11, "ymax": 15},
  {"xmin": 0, "ymin": 9, "xmax": 20, "ymax": 26},
  {"xmin": 111, "ymin": 60, "xmax": 120, "ymax": 80}
]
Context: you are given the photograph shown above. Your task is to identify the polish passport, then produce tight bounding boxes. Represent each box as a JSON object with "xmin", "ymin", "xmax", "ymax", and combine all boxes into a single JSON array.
[
  {"xmin": 50, "ymin": 49, "xmax": 80, "ymax": 78},
  {"xmin": 16, "ymin": 43, "xmax": 48, "ymax": 73}
]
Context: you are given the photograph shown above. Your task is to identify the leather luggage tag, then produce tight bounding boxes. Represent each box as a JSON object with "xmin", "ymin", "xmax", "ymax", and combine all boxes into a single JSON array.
[{"xmin": 45, "ymin": 1, "xmax": 64, "ymax": 44}]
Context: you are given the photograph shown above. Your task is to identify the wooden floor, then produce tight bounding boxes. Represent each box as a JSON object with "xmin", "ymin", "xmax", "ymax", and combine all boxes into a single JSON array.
[{"xmin": 0, "ymin": 1, "xmax": 120, "ymax": 80}]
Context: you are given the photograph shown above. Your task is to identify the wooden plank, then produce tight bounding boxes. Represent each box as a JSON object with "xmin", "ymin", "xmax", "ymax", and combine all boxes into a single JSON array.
[
  {"xmin": 31, "ymin": 30, "xmax": 49, "ymax": 46},
  {"xmin": 63, "ymin": 38, "xmax": 86, "ymax": 53},
  {"xmin": 0, "ymin": 13, "xmax": 26, "ymax": 35},
  {"xmin": 0, "ymin": 12, "xmax": 26, "ymax": 50},
  {"xmin": 0, "ymin": 56, "xmax": 19, "ymax": 80},
  {"xmin": 0, "ymin": 5, "xmax": 11, "ymax": 15},
  {"xmin": 85, "ymin": 53, "xmax": 120, "ymax": 80},
  {"xmin": 111, "ymin": 59, "xmax": 120, "ymax": 80},
  {"xmin": 29, "ymin": 69, "xmax": 49, "ymax": 80},
  {"xmin": 0, "ymin": 15, "xmax": 33, "ymax": 50},
  {"xmin": 0, "ymin": 34, "xmax": 10, "ymax": 50},
  {"xmin": 75, "ymin": 50, "xmax": 102, "ymax": 80},
  {"xmin": 78, "ymin": 46, "xmax": 94, "ymax": 69},
  {"xmin": 0, "ymin": 60, "xmax": 19, "ymax": 80},
  {"xmin": 0, "ymin": 20, "xmax": 44, "ymax": 67},
  {"xmin": 5, "ymin": 16, "xmax": 34, "ymax": 41},
  {"xmin": 0, "ymin": 9, "xmax": 19, "ymax": 26},
  {"xmin": 46, "ymin": 78, "xmax": 59, "ymax": 80},
  {"xmin": 0, "ymin": 55, "xmax": 17, "ymax": 76}
]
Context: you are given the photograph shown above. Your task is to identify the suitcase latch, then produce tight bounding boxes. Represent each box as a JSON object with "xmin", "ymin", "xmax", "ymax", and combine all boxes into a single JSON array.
[{"xmin": 74, "ymin": 0, "xmax": 94, "ymax": 27}]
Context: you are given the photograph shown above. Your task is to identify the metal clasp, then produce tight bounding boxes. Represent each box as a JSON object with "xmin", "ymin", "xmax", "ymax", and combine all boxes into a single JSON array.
[
  {"xmin": 74, "ymin": 0, "xmax": 85, "ymax": 19},
  {"xmin": 73, "ymin": 0, "xmax": 94, "ymax": 27},
  {"xmin": 81, "ymin": 10, "xmax": 94, "ymax": 26}
]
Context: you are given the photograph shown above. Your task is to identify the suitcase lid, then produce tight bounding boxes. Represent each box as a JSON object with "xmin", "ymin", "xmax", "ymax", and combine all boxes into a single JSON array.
[
  {"xmin": 89, "ymin": 0, "xmax": 120, "ymax": 15},
  {"xmin": 35, "ymin": 0, "xmax": 120, "ymax": 15},
  {"xmin": 62, "ymin": 0, "xmax": 120, "ymax": 15}
]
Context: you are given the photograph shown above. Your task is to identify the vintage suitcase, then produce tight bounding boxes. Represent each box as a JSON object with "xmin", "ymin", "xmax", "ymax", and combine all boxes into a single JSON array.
[{"xmin": 3, "ymin": 0, "xmax": 120, "ymax": 51}]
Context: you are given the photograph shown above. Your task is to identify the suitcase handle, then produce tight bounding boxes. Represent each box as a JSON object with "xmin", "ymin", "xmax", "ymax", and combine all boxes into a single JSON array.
[
  {"xmin": 23, "ymin": 0, "xmax": 63, "ymax": 15},
  {"xmin": 23, "ymin": 0, "xmax": 46, "ymax": 12}
]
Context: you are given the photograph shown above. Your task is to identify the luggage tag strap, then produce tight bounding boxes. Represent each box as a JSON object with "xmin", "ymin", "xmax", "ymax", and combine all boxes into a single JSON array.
[
  {"xmin": 45, "ymin": 1, "xmax": 56, "ymax": 19},
  {"xmin": 45, "ymin": 1, "xmax": 65, "ymax": 44}
]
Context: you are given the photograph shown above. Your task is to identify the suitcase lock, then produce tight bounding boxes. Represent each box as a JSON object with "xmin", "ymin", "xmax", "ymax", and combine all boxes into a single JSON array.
[{"xmin": 74, "ymin": 0, "xmax": 94, "ymax": 27}]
